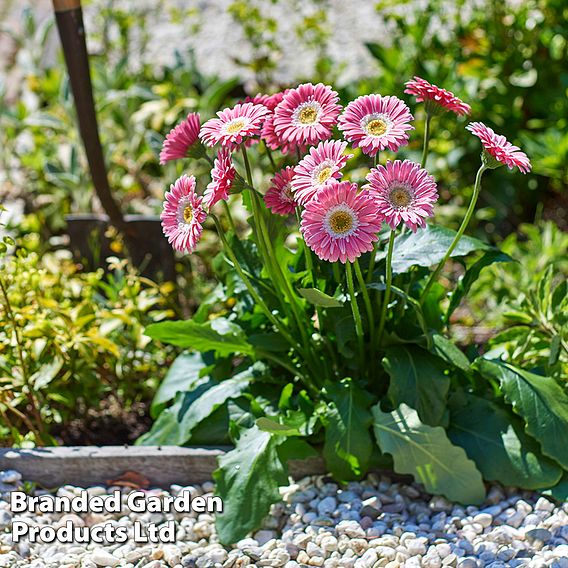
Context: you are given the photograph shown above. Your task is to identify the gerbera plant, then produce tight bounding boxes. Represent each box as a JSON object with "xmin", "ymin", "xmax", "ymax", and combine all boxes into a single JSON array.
[{"xmin": 142, "ymin": 80, "xmax": 568, "ymax": 545}]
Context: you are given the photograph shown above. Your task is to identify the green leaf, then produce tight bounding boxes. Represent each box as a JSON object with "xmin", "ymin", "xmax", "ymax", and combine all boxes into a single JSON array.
[
  {"xmin": 446, "ymin": 251, "xmax": 511, "ymax": 322},
  {"xmin": 277, "ymin": 438, "xmax": 319, "ymax": 462},
  {"xmin": 139, "ymin": 368, "xmax": 254, "ymax": 446},
  {"xmin": 384, "ymin": 345, "xmax": 450, "ymax": 426},
  {"xmin": 372, "ymin": 403, "xmax": 485, "ymax": 504},
  {"xmin": 377, "ymin": 224, "xmax": 491, "ymax": 275},
  {"xmin": 448, "ymin": 395, "xmax": 562, "ymax": 489},
  {"xmin": 145, "ymin": 317, "xmax": 253, "ymax": 356},
  {"xmin": 256, "ymin": 417, "xmax": 301, "ymax": 436},
  {"xmin": 214, "ymin": 426, "xmax": 287, "ymax": 544},
  {"xmin": 322, "ymin": 379, "xmax": 373, "ymax": 480},
  {"xmin": 298, "ymin": 288, "xmax": 343, "ymax": 308},
  {"xmin": 542, "ymin": 473, "xmax": 568, "ymax": 501},
  {"xmin": 474, "ymin": 359, "xmax": 568, "ymax": 469},
  {"xmin": 151, "ymin": 352, "xmax": 214, "ymax": 415},
  {"xmin": 31, "ymin": 358, "xmax": 63, "ymax": 390},
  {"xmin": 430, "ymin": 334, "xmax": 471, "ymax": 372}
]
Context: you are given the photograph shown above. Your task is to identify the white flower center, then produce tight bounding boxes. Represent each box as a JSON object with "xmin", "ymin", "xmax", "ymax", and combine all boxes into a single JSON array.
[
  {"xmin": 292, "ymin": 101, "xmax": 322, "ymax": 126},
  {"xmin": 223, "ymin": 117, "xmax": 248, "ymax": 135},
  {"xmin": 324, "ymin": 204, "xmax": 358, "ymax": 238},
  {"xmin": 388, "ymin": 183, "xmax": 414, "ymax": 210},
  {"xmin": 176, "ymin": 198, "xmax": 194, "ymax": 231},
  {"xmin": 361, "ymin": 113, "xmax": 393, "ymax": 138},
  {"xmin": 312, "ymin": 160, "xmax": 335, "ymax": 186}
]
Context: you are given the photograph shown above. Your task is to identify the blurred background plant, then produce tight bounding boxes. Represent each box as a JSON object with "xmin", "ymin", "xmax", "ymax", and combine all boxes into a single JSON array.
[{"xmin": 0, "ymin": 217, "xmax": 179, "ymax": 446}]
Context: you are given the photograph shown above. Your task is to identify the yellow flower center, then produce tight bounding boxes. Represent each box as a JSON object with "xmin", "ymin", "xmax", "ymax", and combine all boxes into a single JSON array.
[
  {"xmin": 225, "ymin": 119, "xmax": 246, "ymax": 134},
  {"xmin": 298, "ymin": 106, "xmax": 319, "ymax": 125},
  {"xmin": 283, "ymin": 183, "xmax": 294, "ymax": 201},
  {"xmin": 366, "ymin": 118, "xmax": 388, "ymax": 137},
  {"xmin": 329, "ymin": 210, "xmax": 354, "ymax": 234},
  {"xmin": 389, "ymin": 185, "xmax": 413, "ymax": 209},
  {"xmin": 316, "ymin": 167, "xmax": 333, "ymax": 185},
  {"xmin": 183, "ymin": 205, "xmax": 194, "ymax": 223}
]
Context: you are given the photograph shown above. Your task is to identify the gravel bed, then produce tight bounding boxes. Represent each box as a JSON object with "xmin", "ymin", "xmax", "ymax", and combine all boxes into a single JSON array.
[{"xmin": 1, "ymin": 469, "xmax": 567, "ymax": 568}]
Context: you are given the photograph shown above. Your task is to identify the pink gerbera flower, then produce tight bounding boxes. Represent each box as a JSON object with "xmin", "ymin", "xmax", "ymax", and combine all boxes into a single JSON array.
[
  {"xmin": 159, "ymin": 113, "xmax": 201, "ymax": 164},
  {"xmin": 199, "ymin": 103, "xmax": 270, "ymax": 149},
  {"xmin": 404, "ymin": 76, "xmax": 471, "ymax": 116},
  {"xmin": 338, "ymin": 95, "xmax": 414, "ymax": 157},
  {"xmin": 160, "ymin": 175, "xmax": 207, "ymax": 253},
  {"xmin": 273, "ymin": 83, "xmax": 342, "ymax": 146},
  {"xmin": 292, "ymin": 140, "xmax": 352, "ymax": 206},
  {"xmin": 301, "ymin": 181, "xmax": 382, "ymax": 264},
  {"xmin": 203, "ymin": 148, "xmax": 236, "ymax": 208},
  {"xmin": 466, "ymin": 122, "xmax": 531, "ymax": 173},
  {"xmin": 264, "ymin": 167, "xmax": 297, "ymax": 216},
  {"xmin": 365, "ymin": 160, "xmax": 438, "ymax": 232}
]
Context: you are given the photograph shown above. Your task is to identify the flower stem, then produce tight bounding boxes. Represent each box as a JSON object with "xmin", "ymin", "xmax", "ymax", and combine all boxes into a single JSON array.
[
  {"xmin": 212, "ymin": 215, "xmax": 302, "ymax": 353},
  {"xmin": 354, "ymin": 258, "xmax": 375, "ymax": 354},
  {"xmin": 346, "ymin": 262, "xmax": 365, "ymax": 363},
  {"xmin": 366, "ymin": 241, "xmax": 378, "ymax": 283},
  {"xmin": 421, "ymin": 113, "xmax": 432, "ymax": 168},
  {"xmin": 222, "ymin": 200, "xmax": 237, "ymax": 233},
  {"xmin": 263, "ymin": 141, "xmax": 277, "ymax": 172},
  {"xmin": 420, "ymin": 164, "xmax": 487, "ymax": 304},
  {"xmin": 376, "ymin": 229, "xmax": 395, "ymax": 348}
]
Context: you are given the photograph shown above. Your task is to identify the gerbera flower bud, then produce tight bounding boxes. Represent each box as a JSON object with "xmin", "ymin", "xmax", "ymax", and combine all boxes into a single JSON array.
[
  {"xmin": 300, "ymin": 181, "xmax": 382, "ymax": 264},
  {"xmin": 338, "ymin": 95, "xmax": 414, "ymax": 157},
  {"xmin": 366, "ymin": 160, "xmax": 438, "ymax": 232},
  {"xmin": 466, "ymin": 122, "xmax": 531, "ymax": 173},
  {"xmin": 199, "ymin": 103, "xmax": 270, "ymax": 149},
  {"xmin": 159, "ymin": 113, "xmax": 202, "ymax": 164},
  {"xmin": 404, "ymin": 76, "xmax": 471, "ymax": 116},
  {"xmin": 292, "ymin": 140, "xmax": 353, "ymax": 206},
  {"xmin": 160, "ymin": 175, "xmax": 207, "ymax": 253},
  {"xmin": 264, "ymin": 167, "xmax": 298, "ymax": 216},
  {"xmin": 273, "ymin": 83, "xmax": 342, "ymax": 146}
]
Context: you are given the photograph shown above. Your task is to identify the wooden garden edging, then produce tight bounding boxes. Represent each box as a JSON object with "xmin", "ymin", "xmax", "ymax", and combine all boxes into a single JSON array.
[{"xmin": 0, "ymin": 446, "xmax": 326, "ymax": 488}]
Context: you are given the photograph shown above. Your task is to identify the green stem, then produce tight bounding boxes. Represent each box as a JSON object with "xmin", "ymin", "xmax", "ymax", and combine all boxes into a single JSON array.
[
  {"xmin": 366, "ymin": 241, "xmax": 378, "ymax": 283},
  {"xmin": 263, "ymin": 141, "xmax": 277, "ymax": 172},
  {"xmin": 222, "ymin": 200, "xmax": 237, "ymax": 233},
  {"xmin": 346, "ymin": 262, "xmax": 365, "ymax": 363},
  {"xmin": 376, "ymin": 230, "xmax": 395, "ymax": 348},
  {"xmin": 354, "ymin": 258, "xmax": 375, "ymax": 354},
  {"xmin": 333, "ymin": 262, "xmax": 341, "ymax": 284},
  {"xmin": 420, "ymin": 164, "xmax": 487, "ymax": 304},
  {"xmin": 421, "ymin": 113, "xmax": 432, "ymax": 168},
  {"xmin": 212, "ymin": 215, "xmax": 299, "ymax": 352}
]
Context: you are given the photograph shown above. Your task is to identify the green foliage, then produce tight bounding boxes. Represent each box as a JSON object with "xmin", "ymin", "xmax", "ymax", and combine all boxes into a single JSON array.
[
  {"xmin": 448, "ymin": 393, "xmax": 562, "ymax": 489},
  {"xmin": 213, "ymin": 426, "xmax": 288, "ymax": 545},
  {"xmin": 372, "ymin": 403, "xmax": 486, "ymax": 504},
  {"xmin": 0, "ymin": 247, "xmax": 176, "ymax": 446},
  {"xmin": 475, "ymin": 359, "xmax": 568, "ymax": 469}
]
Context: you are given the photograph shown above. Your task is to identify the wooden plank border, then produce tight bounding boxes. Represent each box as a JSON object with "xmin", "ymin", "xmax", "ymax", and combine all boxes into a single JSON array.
[{"xmin": 0, "ymin": 446, "xmax": 326, "ymax": 488}]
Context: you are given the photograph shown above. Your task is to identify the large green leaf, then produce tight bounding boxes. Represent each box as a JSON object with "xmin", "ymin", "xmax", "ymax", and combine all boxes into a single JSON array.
[
  {"xmin": 376, "ymin": 224, "xmax": 490, "ymax": 275},
  {"xmin": 372, "ymin": 403, "xmax": 485, "ymax": 504},
  {"xmin": 214, "ymin": 426, "xmax": 287, "ymax": 544},
  {"xmin": 448, "ymin": 394, "xmax": 562, "ymax": 489},
  {"xmin": 138, "ymin": 368, "xmax": 254, "ymax": 445},
  {"xmin": 144, "ymin": 317, "xmax": 253, "ymax": 356},
  {"xmin": 151, "ymin": 352, "xmax": 214, "ymax": 415},
  {"xmin": 322, "ymin": 379, "xmax": 373, "ymax": 480},
  {"xmin": 474, "ymin": 359, "xmax": 568, "ymax": 469},
  {"xmin": 384, "ymin": 345, "xmax": 450, "ymax": 426},
  {"xmin": 446, "ymin": 251, "xmax": 511, "ymax": 322}
]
